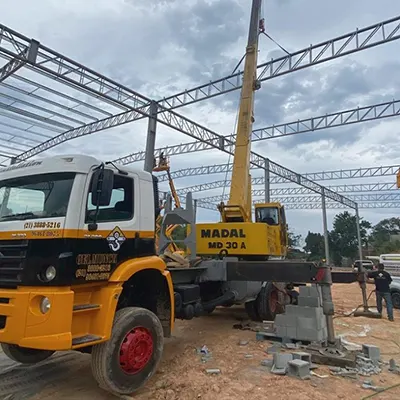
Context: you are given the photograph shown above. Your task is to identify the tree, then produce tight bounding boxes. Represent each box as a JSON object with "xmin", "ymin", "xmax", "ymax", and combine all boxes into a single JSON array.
[
  {"xmin": 288, "ymin": 230, "xmax": 301, "ymax": 248},
  {"xmin": 329, "ymin": 211, "xmax": 371, "ymax": 266},
  {"xmin": 303, "ymin": 231, "xmax": 325, "ymax": 261},
  {"xmin": 370, "ymin": 217, "xmax": 400, "ymax": 253}
]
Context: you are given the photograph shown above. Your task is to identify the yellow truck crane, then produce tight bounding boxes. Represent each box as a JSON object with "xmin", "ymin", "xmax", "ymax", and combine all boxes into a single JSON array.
[{"xmin": 0, "ymin": 0, "xmax": 329, "ymax": 396}]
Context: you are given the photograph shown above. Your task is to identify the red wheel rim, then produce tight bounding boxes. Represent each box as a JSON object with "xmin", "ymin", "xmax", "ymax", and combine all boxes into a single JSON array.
[
  {"xmin": 269, "ymin": 288, "xmax": 278, "ymax": 313},
  {"xmin": 119, "ymin": 327, "xmax": 154, "ymax": 374}
]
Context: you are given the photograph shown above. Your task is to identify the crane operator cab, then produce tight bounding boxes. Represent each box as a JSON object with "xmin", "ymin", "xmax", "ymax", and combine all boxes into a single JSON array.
[{"xmin": 255, "ymin": 202, "xmax": 288, "ymax": 257}]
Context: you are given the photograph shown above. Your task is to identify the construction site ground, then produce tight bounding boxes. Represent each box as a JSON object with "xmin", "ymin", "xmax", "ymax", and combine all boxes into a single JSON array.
[{"xmin": 1, "ymin": 283, "xmax": 400, "ymax": 400}]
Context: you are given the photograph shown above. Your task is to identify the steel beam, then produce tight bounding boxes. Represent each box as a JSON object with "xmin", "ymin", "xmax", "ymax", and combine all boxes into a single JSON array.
[
  {"xmin": 252, "ymin": 99, "xmax": 400, "ymax": 140},
  {"xmin": 199, "ymin": 192, "xmax": 400, "ymax": 203},
  {"xmin": 252, "ymin": 193, "xmax": 400, "ymax": 202},
  {"xmin": 157, "ymin": 164, "xmax": 400, "ymax": 183},
  {"xmin": 6, "ymin": 16, "xmax": 399, "ymax": 160},
  {"xmin": 116, "ymin": 98, "xmax": 400, "ymax": 163},
  {"xmin": 156, "ymin": 16, "xmax": 400, "ymax": 109},
  {"xmin": 11, "ymin": 83, "xmax": 356, "ymax": 207},
  {"xmin": 195, "ymin": 199, "xmax": 400, "ymax": 212},
  {"xmin": 0, "ymin": 39, "xmax": 38, "ymax": 82},
  {"xmin": 284, "ymin": 202, "xmax": 400, "ymax": 210},
  {"xmin": 175, "ymin": 181, "xmax": 397, "ymax": 196}
]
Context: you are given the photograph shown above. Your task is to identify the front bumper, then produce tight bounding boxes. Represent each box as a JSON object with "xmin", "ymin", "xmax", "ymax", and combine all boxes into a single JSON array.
[{"xmin": 0, "ymin": 287, "xmax": 74, "ymax": 351}]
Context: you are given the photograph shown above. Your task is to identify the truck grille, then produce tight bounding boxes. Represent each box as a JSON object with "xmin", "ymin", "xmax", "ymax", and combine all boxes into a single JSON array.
[{"xmin": 0, "ymin": 240, "xmax": 27, "ymax": 288}]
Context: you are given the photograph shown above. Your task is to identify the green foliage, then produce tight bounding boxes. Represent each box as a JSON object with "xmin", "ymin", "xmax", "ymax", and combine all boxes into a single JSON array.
[
  {"xmin": 170, "ymin": 225, "xmax": 187, "ymax": 249},
  {"xmin": 288, "ymin": 231, "xmax": 301, "ymax": 248},
  {"xmin": 370, "ymin": 217, "xmax": 400, "ymax": 254},
  {"xmin": 303, "ymin": 231, "xmax": 325, "ymax": 261},
  {"xmin": 287, "ymin": 230, "xmax": 305, "ymax": 260},
  {"xmin": 303, "ymin": 211, "xmax": 372, "ymax": 265}
]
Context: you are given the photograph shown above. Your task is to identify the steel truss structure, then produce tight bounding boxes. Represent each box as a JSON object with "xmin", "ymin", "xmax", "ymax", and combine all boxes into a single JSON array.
[
  {"xmin": 194, "ymin": 197, "xmax": 400, "ymax": 212},
  {"xmin": 175, "ymin": 181, "xmax": 397, "ymax": 196},
  {"xmin": 157, "ymin": 164, "xmax": 400, "ymax": 184},
  {"xmin": 197, "ymin": 192, "xmax": 400, "ymax": 204},
  {"xmin": 116, "ymin": 98, "xmax": 400, "ymax": 163},
  {"xmin": 0, "ymin": 16, "xmax": 399, "ymax": 211},
  {"xmin": 0, "ymin": 16, "xmax": 398, "ymax": 160}
]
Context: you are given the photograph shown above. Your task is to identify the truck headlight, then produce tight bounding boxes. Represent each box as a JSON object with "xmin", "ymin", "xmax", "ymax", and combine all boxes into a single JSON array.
[
  {"xmin": 40, "ymin": 297, "xmax": 51, "ymax": 314},
  {"xmin": 39, "ymin": 266, "xmax": 57, "ymax": 283}
]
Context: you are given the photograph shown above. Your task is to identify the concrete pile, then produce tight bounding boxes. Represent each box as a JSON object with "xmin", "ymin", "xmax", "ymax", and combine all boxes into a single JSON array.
[{"xmin": 274, "ymin": 284, "xmax": 328, "ymax": 343}]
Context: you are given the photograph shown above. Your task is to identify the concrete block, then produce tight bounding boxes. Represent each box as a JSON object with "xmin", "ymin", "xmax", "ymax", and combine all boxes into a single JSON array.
[
  {"xmin": 299, "ymin": 285, "xmax": 310, "ymax": 297},
  {"xmin": 276, "ymin": 326, "xmax": 287, "ymax": 338},
  {"xmin": 296, "ymin": 327, "xmax": 324, "ymax": 342},
  {"xmin": 273, "ymin": 353, "xmax": 293, "ymax": 370},
  {"xmin": 286, "ymin": 327, "xmax": 297, "ymax": 339},
  {"xmin": 362, "ymin": 344, "xmax": 380, "ymax": 361},
  {"xmin": 294, "ymin": 306, "xmax": 324, "ymax": 319},
  {"xmin": 275, "ymin": 314, "xmax": 297, "ymax": 328},
  {"xmin": 309, "ymin": 284, "xmax": 322, "ymax": 299},
  {"xmin": 298, "ymin": 296, "xmax": 320, "ymax": 308},
  {"xmin": 287, "ymin": 359, "xmax": 310, "ymax": 379},
  {"xmin": 292, "ymin": 352, "xmax": 312, "ymax": 364},
  {"xmin": 274, "ymin": 314, "xmax": 287, "ymax": 327},
  {"xmin": 297, "ymin": 316, "xmax": 326, "ymax": 331},
  {"xmin": 284, "ymin": 305, "xmax": 299, "ymax": 315}
]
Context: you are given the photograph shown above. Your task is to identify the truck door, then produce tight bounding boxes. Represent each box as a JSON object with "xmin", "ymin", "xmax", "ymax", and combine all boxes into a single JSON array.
[{"xmin": 75, "ymin": 172, "xmax": 148, "ymax": 283}]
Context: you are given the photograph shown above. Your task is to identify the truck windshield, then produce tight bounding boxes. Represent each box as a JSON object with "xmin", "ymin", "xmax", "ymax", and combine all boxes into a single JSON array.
[{"xmin": 0, "ymin": 172, "xmax": 75, "ymax": 221}]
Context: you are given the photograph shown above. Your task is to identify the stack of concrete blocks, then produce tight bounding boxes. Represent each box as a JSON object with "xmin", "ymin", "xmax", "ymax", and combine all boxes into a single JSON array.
[{"xmin": 274, "ymin": 284, "xmax": 328, "ymax": 343}]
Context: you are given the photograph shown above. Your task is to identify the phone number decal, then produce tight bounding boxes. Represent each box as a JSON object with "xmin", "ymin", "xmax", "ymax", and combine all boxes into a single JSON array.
[{"xmin": 24, "ymin": 221, "xmax": 61, "ymax": 229}]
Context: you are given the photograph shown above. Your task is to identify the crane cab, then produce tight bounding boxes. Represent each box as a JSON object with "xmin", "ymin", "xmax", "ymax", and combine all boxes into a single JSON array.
[{"xmin": 255, "ymin": 202, "xmax": 288, "ymax": 256}]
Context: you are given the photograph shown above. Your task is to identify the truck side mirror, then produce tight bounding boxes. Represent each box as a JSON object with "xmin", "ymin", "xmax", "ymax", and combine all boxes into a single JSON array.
[{"xmin": 91, "ymin": 168, "xmax": 114, "ymax": 207}]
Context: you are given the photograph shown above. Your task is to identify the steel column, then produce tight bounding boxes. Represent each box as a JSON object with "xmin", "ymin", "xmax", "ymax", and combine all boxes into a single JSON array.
[
  {"xmin": 264, "ymin": 158, "xmax": 270, "ymax": 202},
  {"xmin": 143, "ymin": 101, "xmax": 158, "ymax": 173},
  {"xmin": 355, "ymin": 206, "xmax": 363, "ymax": 261},
  {"xmin": 321, "ymin": 189, "xmax": 331, "ymax": 266}
]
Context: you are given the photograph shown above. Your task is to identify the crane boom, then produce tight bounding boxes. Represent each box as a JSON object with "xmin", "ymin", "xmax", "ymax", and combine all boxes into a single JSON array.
[{"xmin": 219, "ymin": 0, "xmax": 263, "ymax": 223}]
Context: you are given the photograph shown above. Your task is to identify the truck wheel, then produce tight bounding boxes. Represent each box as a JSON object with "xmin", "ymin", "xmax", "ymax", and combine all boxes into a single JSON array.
[
  {"xmin": 245, "ymin": 300, "xmax": 261, "ymax": 321},
  {"xmin": 91, "ymin": 307, "xmax": 164, "ymax": 395},
  {"xmin": 256, "ymin": 282, "xmax": 281, "ymax": 321},
  {"xmin": 0, "ymin": 343, "xmax": 54, "ymax": 364}
]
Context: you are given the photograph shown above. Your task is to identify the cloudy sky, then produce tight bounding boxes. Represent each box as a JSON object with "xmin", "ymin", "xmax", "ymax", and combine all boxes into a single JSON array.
[{"xmin": 1, "ymin": 0, "xmax": 400, "ymax": 245}]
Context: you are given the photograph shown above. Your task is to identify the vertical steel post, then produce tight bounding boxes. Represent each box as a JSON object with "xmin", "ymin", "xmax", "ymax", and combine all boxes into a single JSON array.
[
  {"xmin": 193, "ymin": 199, "xmax": 197, "ymax": 222},
  {"xmin": 355, "ymin": 205, "xmax": 369, "ymax": 311},
  {"xmin": 264, "ymin": 158, "xmax": 270, "ymax": 203},
  {"xmin": 144, "ymin": 101, "xmax": 158, "ymax": 173},
  {"xmin": 356, "ymin": 205, "xmax": 363, "ymax": 261},
  {"xmin": 321, "ymin": 188, "xmax": 330, "ymax": 266}
]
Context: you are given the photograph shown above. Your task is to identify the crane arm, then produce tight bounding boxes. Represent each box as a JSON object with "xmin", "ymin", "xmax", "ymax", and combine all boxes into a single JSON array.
[{"xmin": 219, "ymin": 0, "xmax": 263, "ymax": 223}]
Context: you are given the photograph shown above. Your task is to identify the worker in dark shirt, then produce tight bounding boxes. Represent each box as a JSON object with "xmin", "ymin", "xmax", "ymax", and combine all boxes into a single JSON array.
[{"xmin": 368, "ymin": 263, "xmax": 394, "ymax": 321}]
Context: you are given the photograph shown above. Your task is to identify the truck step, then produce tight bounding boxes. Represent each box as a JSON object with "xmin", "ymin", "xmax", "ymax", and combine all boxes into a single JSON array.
[
  {"xmin": 73, "ymin": 304, "xmax": 100, "ymax": 312},
  {"xmin": 72, "ymin": 334, "xmax": 103, "ymax": 346}
]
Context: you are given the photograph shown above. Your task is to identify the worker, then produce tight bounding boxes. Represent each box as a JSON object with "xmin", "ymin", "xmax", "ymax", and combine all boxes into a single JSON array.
[
  {"xmin": 367, "ymin": 263, "xmax": 394, "ymax": 322},
  {"xmin": 159, "ymin": 151, "xmax": 166, "ymax": 166}
]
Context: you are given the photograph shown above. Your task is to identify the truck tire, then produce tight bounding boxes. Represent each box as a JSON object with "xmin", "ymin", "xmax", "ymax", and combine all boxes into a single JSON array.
[
  {"xmin": 91, "ymin": 307, "xmax": 164, "ymax": 395},
  {"xmin": 255, "ymin": 282, "xmax": 281, "ymax": 321},
  {"xmin": 245, "ymin": 300, "xmax": 260, "ymax": 321},
  {"xmin": 0, "ymin": 343, "xmax": 54, "ymax": 364}
]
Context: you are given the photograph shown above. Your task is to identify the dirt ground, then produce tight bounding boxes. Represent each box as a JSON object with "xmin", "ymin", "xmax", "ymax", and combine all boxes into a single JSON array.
[{"xmin": 1, "ymin": 283, "xmax": 400, "ymax": 400}]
